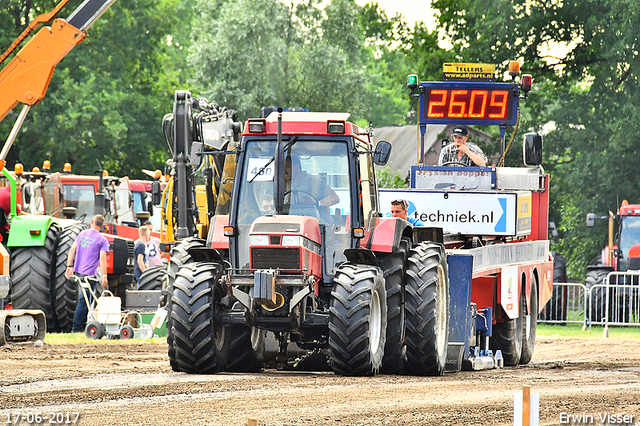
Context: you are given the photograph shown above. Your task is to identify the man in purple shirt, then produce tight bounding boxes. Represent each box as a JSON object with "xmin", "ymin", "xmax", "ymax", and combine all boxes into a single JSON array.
[{"xmin": 65, "ymin": 214, "xmax": 109, "ymax": 332}]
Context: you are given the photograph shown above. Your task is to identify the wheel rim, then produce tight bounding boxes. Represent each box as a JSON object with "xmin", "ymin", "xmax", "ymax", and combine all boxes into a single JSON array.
[
  {"xmin": 89, "ymin": 327, "xmax": 97, "ymax": 336},
  {"xmin": 215, "ymin": 325, "xmax": 226, "ymax": 352},
  {"xmin": 370, "ymin": 287, "xmax": 382, "ymax": 354},
  {"xmin": 251, "ymin": 327, "xmax": 261, "ymax": 351},
  {"xmin": 435, "ymin": 263, "xmax": 448, "ymax": 357}
]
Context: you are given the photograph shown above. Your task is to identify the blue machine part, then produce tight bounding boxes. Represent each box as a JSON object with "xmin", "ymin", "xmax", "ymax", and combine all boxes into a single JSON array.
[
  {"xmin": 445, "ymin": 254, "xmax": 473, "ymax": 372},
  {"xmin": 476, "ymin": 307, "xmax": 494, "ymax": 357}
]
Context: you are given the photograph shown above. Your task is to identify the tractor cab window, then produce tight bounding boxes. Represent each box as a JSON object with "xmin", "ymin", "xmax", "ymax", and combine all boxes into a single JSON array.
[
  {"xmin": 358, "ymin": 142, "xmax": 378, "ymax": 229},
  {"xmin": 236, "ymin": 139, "xmax": 351, "ymax": 272},
  {"xmin": 619, "ymin": 216, "xmax": 640, "ymax": 271},
  {"xmin": 113, "ymin": 186, "xmax": 134, "ymax": 225},
  {"xmin": 237, "ymin": 139, "xmax": 350, "ymax": 226},
  {"xmin": 61, "ymin": 185, "xmax": 95, "ymax": 222}
]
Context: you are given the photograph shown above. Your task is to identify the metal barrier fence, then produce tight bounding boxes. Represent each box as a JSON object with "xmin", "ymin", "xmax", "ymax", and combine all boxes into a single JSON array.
[
  {"xmin": 538, "ymin": 282, "xmax": 588, "ymax": 327},
  {"xmin": 539, "ymin": 274, "xmax": 640, "ymax": 328}
]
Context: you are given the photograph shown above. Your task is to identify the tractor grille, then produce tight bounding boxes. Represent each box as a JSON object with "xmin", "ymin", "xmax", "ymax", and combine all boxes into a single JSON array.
[{"xmin": 251, "ymin": 248, "xmax": 300, "ymax": 270}]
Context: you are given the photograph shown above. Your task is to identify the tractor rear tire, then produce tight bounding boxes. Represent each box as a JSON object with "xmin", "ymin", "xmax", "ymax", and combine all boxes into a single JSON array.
[
  {"xmin": 219, "ymin": 325, "xmax": 266, "ymax": 372},
  {"xmin": 168, "ymin": 262, "xmax": 223, "ymax": 373},
  {"xmin": 329, "ymin": 264, "xmax": 387, "ymax": 376},
  {"xmin": 404, "ymin": 242, "xmax": 449, "ymax": 376},
  {"xmin": 520, "ymin": 275, "xmax": 538, "ymax": 365},
  {"xmin": 138, "ymin": 265, "xmax": 165, "ymax": 290},
  {"xmin": 491, "ymin": 282, "xmax": 524, "ymax": 366},
  {"xmin": 53, "ymin": 223, "xmax": 88, "ymax": 332},
  {"xmin": 166, "ymin": 238, "xmax": 206, "ymax": 371},
  {"xmin": 379, "ymin": 249, "xmax": 407, "ymax": 374},
  {"xmin": 10, "ymin": 223, "xmax": 61, "ymax": 332}
]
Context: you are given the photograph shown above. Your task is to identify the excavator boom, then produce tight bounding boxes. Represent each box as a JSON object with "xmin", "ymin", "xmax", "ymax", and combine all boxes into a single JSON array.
[{"xmin": 0, "ymin": 0, "xmax": 117, "ymax": 122}]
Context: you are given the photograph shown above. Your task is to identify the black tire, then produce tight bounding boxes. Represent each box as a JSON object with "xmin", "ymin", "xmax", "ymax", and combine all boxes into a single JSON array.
[
  {"xmin": 168, "ymin": 262, "xmax": 223, "ymax": 373},
  {"xmin": 10, "ymin": 223, "xmax": 61, "ymax": 332},
  {"xmin": 520, "ymin": 275, "xmax": 538, "ymax": 365},
  {"xmin": 138, "ymin": 265, "xmax": 165, "ymax": 290},
  {"xmin": 404, "ymin": 242, "xmax": 449, "ymax": 376},
  {"xmin": 53, "ymin": 223, "xmax": 88, "ymax": 332},
  {"xmin": 585, "ymin": 268, "xmax": 610, "ymax": 323},
  {"xmin": 329, "ymin": 264, "xmax": 387, "ymax": 376},
  {"xmin": 491, "ymin": 278, "xmax": 524, "ymax": 367},
  {"xmin": 120, "ymin": 325, "xmax": 135, "ymax": 339},
  {"xmin": 378, "ymin": 241, "xmax": 409, "ymax": 374},
  {"xmin": 85, "ymin": 321, "xmax": 105, "ymax": 339},
  {"xmin": 166, "ymin": 237, "xmax": 206, "ymax": 371},
  {"xmin": 219, "ymin": 325, "xmax": 266, "ymax": 372}
]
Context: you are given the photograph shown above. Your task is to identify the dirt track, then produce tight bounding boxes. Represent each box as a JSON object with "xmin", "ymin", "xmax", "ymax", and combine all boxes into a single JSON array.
[{"xmin": 1, "ymin": 334, "xmax": 639, "ymax": 426}]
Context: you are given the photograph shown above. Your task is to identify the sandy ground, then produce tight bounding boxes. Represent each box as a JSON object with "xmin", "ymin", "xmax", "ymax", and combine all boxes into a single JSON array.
[{"xmin": 0, "ymin": 334, "xmax": 639, "ymax": 426}]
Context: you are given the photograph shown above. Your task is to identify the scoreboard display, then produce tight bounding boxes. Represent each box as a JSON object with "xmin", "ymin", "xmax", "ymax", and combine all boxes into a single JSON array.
[{"xmin": 420, "ymin": 82, "xmax": 518, "ymax": 126}]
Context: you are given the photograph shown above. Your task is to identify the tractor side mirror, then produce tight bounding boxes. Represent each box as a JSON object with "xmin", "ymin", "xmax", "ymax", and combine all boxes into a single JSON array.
[
  {"xmin": 151, "ymin": 181, "xmax": 162, "ymax": 206},
  {"xmin": 586, "ymin": 213, "xmax": 596, "ymax": 227},
  {"xmin": 523, "ymin": 133, "xmax": 543, "ymax": 166},
  {"xmin": 373, "ymin": 140, "xmax": 392, "ymax": 166}
]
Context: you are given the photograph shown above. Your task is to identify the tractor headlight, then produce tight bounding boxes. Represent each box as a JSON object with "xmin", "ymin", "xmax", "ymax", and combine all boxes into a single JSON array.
[
  {"xmin": 281, "ymin": 235, "xmax": 302, "ymax": 246},
  {"xmin": 250, "ymin": 235, "xmax": 269, "ymax": 246}
]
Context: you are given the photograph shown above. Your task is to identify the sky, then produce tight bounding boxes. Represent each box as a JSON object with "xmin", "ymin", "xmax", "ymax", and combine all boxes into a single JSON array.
[{"xmin": 355, "ymin": 0, "xmax": 438, "ymax": 31}]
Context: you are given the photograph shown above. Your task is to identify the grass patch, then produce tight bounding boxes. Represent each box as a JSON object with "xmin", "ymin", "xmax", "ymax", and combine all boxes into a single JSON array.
[
  {"xmin": 538, "ymin": 323, "xmax": 640, "ymax": 339},
  {"xmin": 44, "ymin": 333, "xmax": 166, "ymax": 345}
]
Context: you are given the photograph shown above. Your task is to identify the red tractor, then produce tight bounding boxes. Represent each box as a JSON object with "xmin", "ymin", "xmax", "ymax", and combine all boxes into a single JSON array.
[
  {"xmin": 586, "ymin": 200, "xmax": 640, "ymax": 322},
  {"xmin": 163, "ymin": 74, "xmax": 550, "ymax": 375}
]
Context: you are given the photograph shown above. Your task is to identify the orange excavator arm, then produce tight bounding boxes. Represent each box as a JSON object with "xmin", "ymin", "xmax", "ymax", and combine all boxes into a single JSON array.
[{"xmin": 0, "ymin": 0, "xmax": 118, "ymax": 122}]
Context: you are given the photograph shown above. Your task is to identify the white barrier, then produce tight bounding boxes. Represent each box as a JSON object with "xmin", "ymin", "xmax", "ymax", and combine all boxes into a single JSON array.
[
  {"xmin": 538, "ymin": 282, "xmax": 588, "ymax": 327},
  {"xmin": 539, "ymin": 275, "xmax": 640, "ymax": 328},
  {"xmin": 588, "ymin": 272, "xmax": 640, "ymax": 328}
]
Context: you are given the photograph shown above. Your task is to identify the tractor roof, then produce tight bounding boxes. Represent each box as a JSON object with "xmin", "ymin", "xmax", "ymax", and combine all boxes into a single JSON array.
[{"xmin": 244, "ymin": 112, "xmax": 370, "ymax": 143}]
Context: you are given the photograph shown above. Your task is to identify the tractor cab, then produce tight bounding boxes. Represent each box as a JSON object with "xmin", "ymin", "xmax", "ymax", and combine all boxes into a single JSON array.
[{"xmin": 227, "ymin": 112, "xmax": 388, "ymax": 289}]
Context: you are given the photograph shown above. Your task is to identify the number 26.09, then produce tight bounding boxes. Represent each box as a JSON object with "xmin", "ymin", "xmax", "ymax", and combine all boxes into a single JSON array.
[{"xmin": 427, "ymin": 89, "xmax": 509, "ymax": 119}]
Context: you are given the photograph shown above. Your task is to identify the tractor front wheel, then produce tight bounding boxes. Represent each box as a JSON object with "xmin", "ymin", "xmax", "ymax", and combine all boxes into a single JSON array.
[
  {"xmin": 167, "ymin": 262, "xmax": 223, "ymax": 373},
  {"xmin": 329, "ymin": 264, "xmax": 387, "ymax": 376}
]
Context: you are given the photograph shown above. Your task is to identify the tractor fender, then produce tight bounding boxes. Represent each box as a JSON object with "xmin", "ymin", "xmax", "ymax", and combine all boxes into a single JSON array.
[
  {"xmin": 361, "ymin": 217, "xmax": 409, "ymax": 254},
  {"xmin": 188, "ymin": 246, "xmax": 227, "ymax": 264},
  {"xmin": 6, "ymin": 215, "xmax": 56, "ymax": 248},
  {"xmin": 344, "ymin": 248, "xmax": 378, "ymax": 267}
]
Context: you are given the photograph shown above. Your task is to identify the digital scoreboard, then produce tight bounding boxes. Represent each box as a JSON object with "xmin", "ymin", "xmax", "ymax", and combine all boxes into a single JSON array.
[{"xmin": 419, "ymin": 82, "xmax": 518, "ymax": 126}]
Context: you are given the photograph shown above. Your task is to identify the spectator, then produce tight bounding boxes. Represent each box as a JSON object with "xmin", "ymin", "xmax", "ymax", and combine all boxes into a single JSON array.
[
  {"xmin": 390, "ymin": 199, "xmax": 424, "ymax": 226},
  {"xmin": 142, "ymin": 221, "xmax": 163, "ymax": 267},
  {"xmin": 134, "ymin": 226, "xmax": 151, "ymax": 288},
  {"xmin": 65, "ymin": 214, "xmax": 109, "ymax": 332}
]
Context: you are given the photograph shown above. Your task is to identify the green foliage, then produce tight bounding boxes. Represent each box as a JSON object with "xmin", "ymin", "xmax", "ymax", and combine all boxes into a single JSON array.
[{"xmin": 376, "ymin": 166, "xmax": 408, "ymax": 189}]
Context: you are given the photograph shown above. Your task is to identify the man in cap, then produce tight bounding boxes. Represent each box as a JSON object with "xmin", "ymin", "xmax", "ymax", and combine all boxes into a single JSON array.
[{"xmin": 438, "ymin": 125, "xmax": 487, "ymax": 167}]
